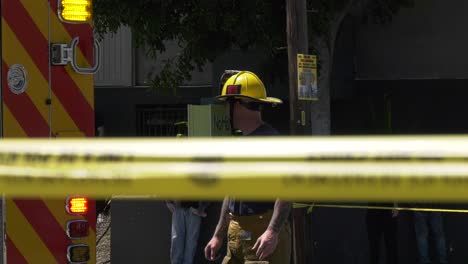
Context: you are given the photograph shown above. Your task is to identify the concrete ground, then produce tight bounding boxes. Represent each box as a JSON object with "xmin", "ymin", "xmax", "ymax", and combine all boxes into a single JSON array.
[{"xmin": 96, "ymin": 210, "xmax": 111, "ymax": 264}]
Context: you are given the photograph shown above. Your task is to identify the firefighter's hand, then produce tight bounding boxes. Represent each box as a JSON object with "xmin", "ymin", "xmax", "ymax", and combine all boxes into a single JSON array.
[
  {"xmin": 392, "ymin": 209, "xmax": 399, "ymax": 218},
  {"xmin": 205, "ymin": 236, "xmax": 222, "ymax": 261},
  {"xmin": 252, "ymin": 229, "xmax": 279, "ymax": 260}
]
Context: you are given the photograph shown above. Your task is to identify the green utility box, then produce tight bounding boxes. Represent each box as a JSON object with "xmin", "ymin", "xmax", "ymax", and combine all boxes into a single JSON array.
[
  {"xmin": 188, "ymin": 104, "xmax": 231, "ymax": 136},
  {"xmin": 187, "ymin": 104, "xmax": 230, "ymax": 263}
]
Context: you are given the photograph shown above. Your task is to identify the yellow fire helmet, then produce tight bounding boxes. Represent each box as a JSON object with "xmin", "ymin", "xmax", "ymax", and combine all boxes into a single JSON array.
[{"xmin": 216, "ymin": 71, "xmax": 283, "ymax": 104}]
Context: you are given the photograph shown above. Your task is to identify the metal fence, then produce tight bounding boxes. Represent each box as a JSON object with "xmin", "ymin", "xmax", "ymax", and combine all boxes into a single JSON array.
[{"xmin": 136, "ymin": 105, "xmax": 187, "ymax": 137}]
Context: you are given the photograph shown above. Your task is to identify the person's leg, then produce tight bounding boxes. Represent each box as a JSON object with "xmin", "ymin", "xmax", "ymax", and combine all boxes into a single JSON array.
[
  {"xmin": 383, "ymin": 214, "xmax": 398, "ymax": 264},
  {"xmin": 414, "ymin": 212, "xmax": 430, "ymax": 264},
  {"xmin": 222, "ymin": 220, "xmax": 244, "ymax": 264},
  {"xmin": 239, "ymin": 214, "xmax": 274, "ymax": 263},
  {"xmin": 429, "ymin": 212, "xmax": 448, "ymax": 264},
  {"xmin": 221, "ymin": 246, "xmax": 237, "ymax": 264},
  {"xmin": 367, "ymin": 210, "xmax": 382, "ymax": 264},
  {"xmin": 225, "ymin": 211, "xmax": 290, "ymax": 264},
  {"xmin": 222, "ymin": 251, "xmax": 241, "ymax": 264},
  {"xmin": 183, "ymin": 208, "xmax": 202, "ymax": 264},
  {"xmin": 170, "ymin": 208, "xmax": 186, "ymax": 264}
]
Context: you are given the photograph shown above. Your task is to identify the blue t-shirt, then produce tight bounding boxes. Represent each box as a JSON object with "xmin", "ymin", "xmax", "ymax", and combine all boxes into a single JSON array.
[{"xmin": 230, "ymin": 123, "xmax": 279, "ymax": 215}]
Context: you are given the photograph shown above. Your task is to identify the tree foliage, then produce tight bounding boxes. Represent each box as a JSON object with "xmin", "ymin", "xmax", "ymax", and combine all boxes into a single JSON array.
[{"xmin": 93, "ymin": 0, "xmax": 413, "ymax": 90}]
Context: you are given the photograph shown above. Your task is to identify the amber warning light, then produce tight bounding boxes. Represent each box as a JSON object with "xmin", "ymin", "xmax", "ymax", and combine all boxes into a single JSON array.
[
  {"xmin": 66, "ymin": 197, "xmax": 89, "ymax": 214},
  {"xmin": 58, "ymin": 0, "xmax": 92, "ymax": 23}
]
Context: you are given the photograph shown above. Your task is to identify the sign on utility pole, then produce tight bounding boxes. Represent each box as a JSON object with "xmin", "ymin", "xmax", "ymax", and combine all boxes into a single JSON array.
[
  {"xmin": 286, "ymin": 0, "xmax": 312, "ymax": 263},
  {"xmin": 297, "ymin": 54, "xmax": 318, "ymax": 101}
]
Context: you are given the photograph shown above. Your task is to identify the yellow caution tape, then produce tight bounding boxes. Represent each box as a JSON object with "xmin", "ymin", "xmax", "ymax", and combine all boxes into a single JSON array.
[
  {"xmin": 293, "ymin": 203, "xmax": 468, "ymax": 213},
  {"xmin": 2, "ymin": 136, "xmax": 468, "ymax": 164},
  {"xmin": 0, "ymin": 136, "xmax": 468, "ymax": 199}
]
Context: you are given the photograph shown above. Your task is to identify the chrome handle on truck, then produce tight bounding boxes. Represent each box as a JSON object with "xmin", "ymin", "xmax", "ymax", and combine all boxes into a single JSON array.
[{"xmin": 51, "ymin": 37, "xmax": 101, "ymax": 75}]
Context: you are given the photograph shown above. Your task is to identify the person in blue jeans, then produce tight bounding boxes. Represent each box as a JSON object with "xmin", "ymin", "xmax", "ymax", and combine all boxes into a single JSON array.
[
  {"xmin": 414, "ymin": 209, "xmax": 448, "ymax": 264},
  {"xmin": 166, "ymin": 201, "xmax": 209, "ymax": 264}
]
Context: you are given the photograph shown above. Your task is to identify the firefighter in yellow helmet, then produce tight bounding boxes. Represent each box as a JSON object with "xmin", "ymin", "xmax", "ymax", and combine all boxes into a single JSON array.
[
  {"xmin": 205, "ymin": 71, "xmax": 292, "ymax": 264},
  {"xmin": 216, "ymin": 70, "xmax": 282, "ymax": 135}
]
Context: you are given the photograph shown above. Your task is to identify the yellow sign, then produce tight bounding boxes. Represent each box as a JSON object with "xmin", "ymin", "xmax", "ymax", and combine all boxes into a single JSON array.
[{"xmin": 297, "ymin": 54, "xmax": 318, "ymax": 101}]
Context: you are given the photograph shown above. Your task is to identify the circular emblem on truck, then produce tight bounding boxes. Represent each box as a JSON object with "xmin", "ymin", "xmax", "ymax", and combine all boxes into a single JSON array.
[{"xmin": 7, "ymin": 64, "xmax": 28, "ymax": 95}]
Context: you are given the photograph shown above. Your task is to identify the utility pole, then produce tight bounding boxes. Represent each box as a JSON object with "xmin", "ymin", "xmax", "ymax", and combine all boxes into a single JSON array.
[
  {"xmin": 287, "ymin": 0, "xmax": 312, "ymax": 135},
  {"xmin": 286, "ymin": 0, "xmax": 311, "ymax": 263}
]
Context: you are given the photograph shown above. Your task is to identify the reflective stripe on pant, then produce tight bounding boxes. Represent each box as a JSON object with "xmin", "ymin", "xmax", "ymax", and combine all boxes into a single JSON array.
[{"xmin": 222, "ymin": 211, "xmax": 291, "ymax": 264}]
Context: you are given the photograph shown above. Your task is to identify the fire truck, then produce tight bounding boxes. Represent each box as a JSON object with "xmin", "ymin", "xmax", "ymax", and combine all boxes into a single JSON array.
[{"xmin": 2, "ymin": 0, "xmax": 98, "ymax": 263}]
